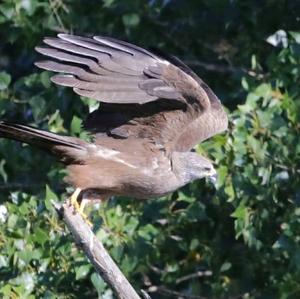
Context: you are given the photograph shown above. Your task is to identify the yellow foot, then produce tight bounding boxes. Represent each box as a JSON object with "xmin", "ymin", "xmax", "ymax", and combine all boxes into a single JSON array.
[
  {"xmin": 70, "ymin": 188, "xmax": 82, "ymax": 211},
  {"xmin": 70, "ymin": 188, "xmax": 93, "ymax": 227}
]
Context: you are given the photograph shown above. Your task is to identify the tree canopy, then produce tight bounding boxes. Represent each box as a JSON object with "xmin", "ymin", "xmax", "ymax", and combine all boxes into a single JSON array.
[{"xmin": 0, "ymin": 0, "xmax": 299, "ymax": 298}]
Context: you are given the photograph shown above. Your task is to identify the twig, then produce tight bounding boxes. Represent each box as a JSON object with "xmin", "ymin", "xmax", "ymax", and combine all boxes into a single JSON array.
[
  {"xmin": 185, "ymin": 60, "xmax": 265, "ymax": 79},
  {"xmin": 0, "ymin": 183, "xmax": 39, "ymax": 191},
  {"xmin": 184, "ymin": 60, "xmax": 245, "ymax": 74},
  {"xmin": 54, "ymin": 200, "xmax": 142, "ymax": 299},
  {"xmin": 176, "ymin": 270, "xmax": 213, "ymax": 284},
  {"xmin": 141, "ymin": 290, "xmax": 152, "ymax": 299},
  {"xmin": 147, "ymin": 285, "xmax": 207, "ymax": 299},
  {"xmin": 49, "ymin": 0, "xmax": 68, "ymax": 32}
]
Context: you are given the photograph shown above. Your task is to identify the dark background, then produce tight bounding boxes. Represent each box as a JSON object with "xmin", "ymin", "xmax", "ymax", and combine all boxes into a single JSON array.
[{"xmin": 0, "ymin": 0, "xmax": 299, "ymax": 298}]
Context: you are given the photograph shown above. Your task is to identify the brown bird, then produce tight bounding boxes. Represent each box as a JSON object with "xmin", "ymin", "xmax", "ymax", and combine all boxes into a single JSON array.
[{"xmin": 0, "ymin": 34, "xmax": 228, "ymax": 211}]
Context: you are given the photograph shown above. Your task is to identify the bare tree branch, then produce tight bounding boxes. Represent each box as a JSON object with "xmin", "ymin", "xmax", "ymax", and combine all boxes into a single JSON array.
[
  {"xmin": 54, "ymin": 199, "xmax": 142, "ymax": 299},
  {"xmin": 53, "ymin": 199, "xmax": 213, "ymax": 299}
]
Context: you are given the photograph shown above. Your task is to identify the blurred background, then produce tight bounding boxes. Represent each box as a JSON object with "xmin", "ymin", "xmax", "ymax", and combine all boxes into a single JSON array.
[{"xmin": 0, "ymin": 0, "xmax": 299, "ymax": 298}]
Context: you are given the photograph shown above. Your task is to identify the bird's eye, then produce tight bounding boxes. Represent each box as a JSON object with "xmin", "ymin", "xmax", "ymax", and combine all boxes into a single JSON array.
[{"xmin": 204, "ymin": 167, "xmax": 211, "ymax": 171}]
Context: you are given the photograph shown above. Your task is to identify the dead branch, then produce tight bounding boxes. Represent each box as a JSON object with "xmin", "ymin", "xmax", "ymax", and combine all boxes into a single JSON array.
[{"xmin": 54, "ymin": 200, "xmax": 142, "ymax": 299}]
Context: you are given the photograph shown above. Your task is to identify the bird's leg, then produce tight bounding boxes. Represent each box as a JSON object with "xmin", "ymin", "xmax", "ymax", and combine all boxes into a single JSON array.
[
  {"xmin": 70, "ymin": 187, "xmax": 82, "ymax": 211},
  {"xmin": 78, "ymin": 198, "xmax": 89, "ymax": 215},
  {"xmin": 70, "ymin": 188, "xmax": 92, "ymax": 227}
]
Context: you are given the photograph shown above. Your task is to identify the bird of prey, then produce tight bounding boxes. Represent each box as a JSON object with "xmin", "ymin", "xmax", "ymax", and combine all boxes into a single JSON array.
[{"xmin": 0, "ymin": 34, "xmax": 228, "ymax": 211}]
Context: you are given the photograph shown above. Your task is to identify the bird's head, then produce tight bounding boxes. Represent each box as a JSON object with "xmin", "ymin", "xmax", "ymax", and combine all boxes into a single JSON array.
[{"xmin": 171, "ymin": 151, "xmax": 217, "ymax": 185}]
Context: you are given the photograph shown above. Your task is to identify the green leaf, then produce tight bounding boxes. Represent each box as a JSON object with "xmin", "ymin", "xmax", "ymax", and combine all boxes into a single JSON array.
[
  {"xmin": 18, "ymin": 250, "xmax": 41, "ymax": 264},
  {"xmin": 225, "ymin": 183, "xmax": 235, "ymax": 201},
  {"xmin": 289, "ymin": 31, "xmax": 300, "ymax": 43},
  {"xmin": 190, "ymin": 238, "xmax": 200, "ymax": 250},
  {"xmin": 251, "ymin": 54, "xmax": 257, "ymax": 69},
  {"xmin": 220, "ymin": 262, "xmax": 232, "ymax": 272},
  {"xmin": 254, "ymin": 83, "xmax": 272, "ymax": 98},
  {"xmin": 40, "ymin": 71, "xmax": 51, "ymax": 88},
  {"xmin": 231, "ymin": 205, "xmax": 248, "ymax": 220},
  {"xmin": 0, "ymin": 72, "xmax": 11, "ymax": 90},
  {"xmin": 184, "ymin": 201, "xmax": 207, "ymax": 222},
  {"xmin": 241, "ymin": 77, "xmax": 249, "ymax": 90},
  {"xmin": 122, "ymin": 14, "xmax": 140, "ymax": 27},
  {"xmin": 32, "ymin": 227, "xmax": 48, "ymax": 246},
  {"xmin": 70, "ymin": 115, "xmax": 82, "ymax": 136},
  {"xmin": 44, "ymin": 185, "xmax": 58, "ymax": 212},
  {"xmin": 138, "ymin": 224, "xmax": 158, "ymax": 241},
  {"xmin": 29, "ymin": 96, "xmax": 47, "ymax": 121},
  {"xmin": 0, "ymin": 159, "xmax": 7, "ymax": 182},
  {"xmin": 0, "ymin": 3, "xmax": 15, "ymax": 19},
  {"xmin": 75, "ymin": 264, "xmax": 91, "ymax": 280},
  {"xmin": 18, "ymin": 0, "xmax": 38, "ymax": 16},
  {"xmin": 102, "ymin": 0, "xmax": 115, "ymax": 8},
  {"xmin": 91, "ymin": 273, "xmax": 106, "ymax": 295}
]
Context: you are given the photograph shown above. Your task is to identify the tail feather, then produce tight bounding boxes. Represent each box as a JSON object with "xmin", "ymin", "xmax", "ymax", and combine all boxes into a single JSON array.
[{"xmin": 0, "ymin": 121, "xmax": 88, "ymax": 164}]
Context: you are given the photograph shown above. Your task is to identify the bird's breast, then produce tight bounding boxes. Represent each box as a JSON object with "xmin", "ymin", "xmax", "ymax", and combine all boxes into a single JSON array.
[{"xmin": 66, "ymin": 146, "xmax": 180, "ymax": 199}]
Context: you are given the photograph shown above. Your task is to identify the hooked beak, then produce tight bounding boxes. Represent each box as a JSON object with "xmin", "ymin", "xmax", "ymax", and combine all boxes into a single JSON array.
[{"xmin": 208, "ymin": 172, "xmax": 218, "ymax": 186}]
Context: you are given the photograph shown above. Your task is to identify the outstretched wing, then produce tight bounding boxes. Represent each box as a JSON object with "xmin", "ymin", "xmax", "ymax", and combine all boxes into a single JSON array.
[
  {"xmin": 36, "ymin": 34, "xmax": 228, "ymax": 152},
  {"xmin": 35, "ymin": 34, "xmax": 182, "ymax": 104}
]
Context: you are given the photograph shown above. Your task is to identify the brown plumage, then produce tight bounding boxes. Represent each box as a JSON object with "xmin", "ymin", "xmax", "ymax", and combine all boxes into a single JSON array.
[{"xmin": 0, "ymin": 34, "xmax": 228, "ymax": 200}]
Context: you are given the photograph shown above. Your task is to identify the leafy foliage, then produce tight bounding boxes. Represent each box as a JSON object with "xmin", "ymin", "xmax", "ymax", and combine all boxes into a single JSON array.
[{"xmin": 0, "ymin": 0, "xmax": 299, "ymax": 298}]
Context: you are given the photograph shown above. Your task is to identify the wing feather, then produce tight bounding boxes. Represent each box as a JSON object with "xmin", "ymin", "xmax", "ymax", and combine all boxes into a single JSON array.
[
  {"xmin": 50, "ymin": 75, "xmax": 140, "ymax": 90},
  {"xmin": 35, "ymin": 34, "xmax": 228, "ymax": 151},
  {"xmin": 74, "ymin": 88, "xmax": 156, "ymax": 104}
]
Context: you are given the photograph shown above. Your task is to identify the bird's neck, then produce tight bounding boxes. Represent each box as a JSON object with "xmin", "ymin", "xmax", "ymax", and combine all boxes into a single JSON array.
[{"xmin": 171, "ymin": 152, "xmax": 200, "ymax": 185}]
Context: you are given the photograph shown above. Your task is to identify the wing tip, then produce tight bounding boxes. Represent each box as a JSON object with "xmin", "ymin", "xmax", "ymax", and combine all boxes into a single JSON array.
[
  {"xmin": 35, "ymin": 46, "xmax": 44, "ymax": 54},
  {"xmin": 57, "ymin": 33, "xmax": 71, "ymax": 40},
  {"xmin": 43, "ymin": 37, "xmax": 67, "ymax": 47},
  {"xmin": 93, "ymin": 35, "xmax": 105, "ymax": 42},
  {"xmin": 35, "ymin": 46, "xmax": 56, "ymax": 56},
  {"xmin": 34, "ymin": 61, "xmax": 44, "ymax": 69},
  {"xmin": 34, "ymin": 60, "xmax": 65, "ymax": 72},
  {"xmin": 51, "ymin": 74, "xmax": 75, "ymax": 86},
  {"xmin": 73, "ymin": 87, "xmax": 87, "ymax": 97}
]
